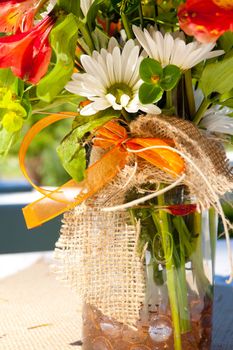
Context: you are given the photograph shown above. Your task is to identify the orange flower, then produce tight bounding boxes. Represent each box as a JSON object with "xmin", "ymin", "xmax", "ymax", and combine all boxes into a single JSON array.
[
  {"xmin": 0, "ymin": 15, "xmax": 55, "ymax": 83},
  {"xmin": 178, "ymin": 0, "xmax": 233, "ymax": 43},
  {"xmin": 0, "ymin": 0, "xmax": 46, "ymax": 33}
]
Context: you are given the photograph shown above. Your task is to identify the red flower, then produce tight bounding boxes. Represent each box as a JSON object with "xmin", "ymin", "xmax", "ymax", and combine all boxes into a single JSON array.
[
  {"xmin": 178, "ymin": 0, "xmax": 233, "ymax": 43},
  {"xmin": 0, "ymin": 15, "xmax": 54, "ymax": 84},
  {"xmin": 0, "ymin": 0, "xmax": 46, "ymax": 33},
  {"xmin": 166, "ymin": 204, "xmax": 197, "ymax": 216}
]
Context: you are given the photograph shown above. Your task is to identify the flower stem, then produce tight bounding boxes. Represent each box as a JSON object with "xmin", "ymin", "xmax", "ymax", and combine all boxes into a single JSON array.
[
  {"xmin": 191, "ymin": 212, "xmax": 213, "ymax": 297},
  {"xmin": 173, "ymin": 217, "xmax": 191, "ymax": 333},
  {"xmin": 184, "ymin": 70, "xmax": 196, "ymax": 118},
  {"xmin": 121, "ymin": 12, "xmax": 134, "ymax": 39},
  {"xmin": 80, "ymin": 24, "xmax": 95, "ymax": 52},
  {"xmin": 139, "ymin": 1, "xmax": 144, "ymax": 28},
  {"xmin": 156, "ymin": 191, "xmax": 182, "ymax": 350},
  {"xmin": 166, "ymin": 90, "xmax": 173, "ymax": 109},
  {"xmin": 209, "ymin": 207, "xmax": 217, "ymax": 277},
  {"xmin": 193, "ymin": 98, "xmax": 210, "ymax": 125}
]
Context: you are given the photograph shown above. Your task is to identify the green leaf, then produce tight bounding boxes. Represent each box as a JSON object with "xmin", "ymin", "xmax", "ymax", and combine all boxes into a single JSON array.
[
  {"xmin": 0, "ymin": 128, "xmax": 20, "ymax": 156},
  {"xmin": 0, "ymin": 69, "xmax": 17, "ymax": 89},
  {"xmin": 91, "ymin": 27, "xmax": 109, "ymax": 51},
  {"xmin": 86, "ymin": 0, "xmax": 104, "ymax": 29},
  {"xmin": 111, "ymin": 0, "xmax": 140, "ymax": 14},
  {"xmin": 72, "ymin": 107, "xmax": 121, "ymax": 128},
  {"xmin": 57, "ymin": 112, "xmax": 118, "ymax": 182},
  {"xmin": 32, "ymin": 94, "xmax": 84, "ymax": 114},
  {"xmin": 36, "ymin": 13, "xmax": 78, "ymax": 103},
  {"xmin": 139, "ymin": 58, "xmax": 163, "ymax": 84},
  {"xmin": 139, "ymin": 83, "xmax": 163, "ymax": 104},
  {"xmin": 56, "ymin": 0, "xmax": 81, "ymax": 16},
  {"xmin": 218, "ymin": 31, "xmax": 233, "ymax": 53},
  {"xmin": 200, "ymin": 55, "xmax": 233, "ymax": 97},
  {"xmin": 2, "ymin": 112, "xmax": 24, "ymax": 133},
  {"xmin": 160, "ymin": 64, "xmax": 181, "ymax": 91}
]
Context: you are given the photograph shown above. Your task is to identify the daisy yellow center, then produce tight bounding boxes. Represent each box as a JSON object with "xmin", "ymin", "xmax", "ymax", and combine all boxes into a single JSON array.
[
  {"xmin": 213, "ymin": 0, "xmax": 233, "ymax": 9},
  {"xmin": 107, "ymin": 83, "xmax": 132, "ymax": 104}
]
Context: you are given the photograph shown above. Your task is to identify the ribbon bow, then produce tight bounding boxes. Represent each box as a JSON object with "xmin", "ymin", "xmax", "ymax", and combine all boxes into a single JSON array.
[{"xmin": 20, "ymin": 113, "xmax": 185, "ymax": 229}]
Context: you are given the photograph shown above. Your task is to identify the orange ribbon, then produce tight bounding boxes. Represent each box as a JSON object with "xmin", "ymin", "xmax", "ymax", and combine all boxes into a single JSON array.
[{"xmin": 20, "ymin": 114, "xmax": 185, "ymax": 229}]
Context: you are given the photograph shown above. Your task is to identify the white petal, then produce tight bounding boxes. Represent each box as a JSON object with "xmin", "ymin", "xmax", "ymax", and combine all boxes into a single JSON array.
[
  {"xmin": 120, "ymin": 94, "xmax": 130, "ymax": 107},
  {"xmin": 108, "ymin": 37, "xmax": 119, "ymax": 52},
  {"xmin": 204, "ymin": 49, "xmax": 225, "ymax": 59},
  {"xmin": 163, "ymin": 33, "xmax": 174, "ymax": 66},
  {"xmin": 81, "ymin": 55, "xmax": 108, "ymax": 87},
  {"xmin": 129, "ymin": 57, "xmax": 143, "ymax": 87},
  {"xmin": 92, "ymin": 98, "xmax": 111, "ymax": 111},
  {"xmin": 106, "ymin": 53, "xmax": 115, "ymax": 85},
  {"xmin": 123, "ymin": 46, "xmax": 140, "ymax": 84},
  {"xmin": 80, "ymin": 102, "xmax": 98, "ymax": 116},
  {"xmin": 154, "ymin": 31, "xmax": 165, "ymax": 63},
  {"xmin": 133, "ymin": 25, "xmax": 153, "ymax": 57},
  {"xmin": 139, "ymin": 103, "xmax": 161, "ymax": 114},
  {"xmin": 144, "ymin": 29, "xmax": 159, "ymax": 61},
  {"xmin": 112, "ymin": 46, "xmax": 122, "ymax": 82},
  {"xmin": 122, "ymin": 39, "xmax": 136, "ymax": 75},
  {"xmin": 170, "ymin": 38, "xmax": 186, "ymax": 67}
]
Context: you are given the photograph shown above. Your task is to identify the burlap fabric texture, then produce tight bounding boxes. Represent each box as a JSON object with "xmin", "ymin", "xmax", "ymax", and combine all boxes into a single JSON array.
[{"xmin": 54, "ymin": 114, "xmax": 233, "ymax": 327}]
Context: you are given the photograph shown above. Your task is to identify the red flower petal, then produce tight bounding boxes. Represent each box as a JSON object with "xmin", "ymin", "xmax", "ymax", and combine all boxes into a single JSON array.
[
  {"xmin": 178, "ymin": 0, "xmax": 233, "ymax": 43},
  {"xmin": 0, "ymin": 0, "xmax": 46, "ymax": 33},
  {"xmin": 166, "ymin": 204, "xmax": 197, "ymax": 216},
  {"xmin": 0, "ymin": 15, "xmax": 54, "ymax": 83}
]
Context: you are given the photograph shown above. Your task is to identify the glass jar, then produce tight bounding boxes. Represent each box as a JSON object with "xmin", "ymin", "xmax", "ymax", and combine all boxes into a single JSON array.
[{"xmin": 81, "ymin": 186, "xmax": 217, "ymax": 350}]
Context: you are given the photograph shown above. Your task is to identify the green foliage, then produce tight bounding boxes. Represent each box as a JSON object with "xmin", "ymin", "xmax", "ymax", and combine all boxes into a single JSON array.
[
  {"xmin": 111, "ymin": 0, "xmax": 140, "ymax": 14},
  {"xmin": 139, "ymin": 83, "xmax": 163, "ymax": 104},
  {"xmin": 200, "ymin": 55, "xmax": 233, "ymax": 97},
  {"xmin": 36, "ymin": 14, "xmax": 79, "ymax": 103},
  {"xmin": 87, "ymin": 0, "xmax": 105, "ymax": 29},
  {"xmin": 218, "ymin": 31, "xmax": 233, "ymax": 53},
  {"xmin": 56, "ymin": 0, "xmax": 81, "ymax": 16},
  {"xmin": 0, "ymin": 87, "xmax": 27, "ymax": 155},
  {"xmin": 0, "ymin": 128, "xmax": 20, "ymax": 156},
  {"xmin": 160, "ymin": 65, "xmax": 181, "ymax": 91},
  {"xmin": 57, "ymin": 109, "xmax": 120, "ymax": 182},
  {"xmin": 139, "ymin": 58, "xmax": 181, "ymax": 104},
  {"xmin": 139, "ymin": 58, "xmax": 163, "ymax": 84}
]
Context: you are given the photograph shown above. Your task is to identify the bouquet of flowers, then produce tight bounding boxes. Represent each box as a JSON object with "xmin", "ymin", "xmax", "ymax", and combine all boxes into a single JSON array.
[{"xmin": 1, "ymin": 1, "xmax": 233, "ymax": 349}]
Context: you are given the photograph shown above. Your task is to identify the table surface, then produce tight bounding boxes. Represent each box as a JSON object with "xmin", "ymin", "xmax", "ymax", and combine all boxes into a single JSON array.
[
  {"xmin": 0, "ymin": 253, "xmax": 232, "ymax": 349},
  {"xmin": 212, "ymin": 285, "xmax": 233, "ymax": 349}
]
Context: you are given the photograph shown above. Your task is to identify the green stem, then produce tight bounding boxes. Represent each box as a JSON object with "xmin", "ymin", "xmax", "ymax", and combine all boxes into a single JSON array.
[
  {"xmin": 184, "ymin": 70, "xmax": 196, "ymax": 118},
  {"xmin": 80, "ymin": 24, "xmax": 95, "ymax": 52},
  {"xmin": 121, "ymin": 108, "xmax": 132, "ymax": 122},
  {"xmin": 209, "ymin": 207, "xmax": 217, "ymax": 278},
  {"xmin": 166, "ymin": 90, "xmax": 173, "ymax": 109},
  {"xmin": 191, "ymin": 212, "xmax": 213, "ymax": 298},
  {"xmin": 121, "ymin": 12, "xmax": 134, "ymax": 39},
  {"xmin": 173, "ymin": 217, "xmax": 191, "ymax": 334},
  {"xmin": 193, "ymin": 98, "xmax": 210, "ymax": 125},
  {"xmin": 156, "ymin": 192, "xmax": 182, "ymax": 350},
  {"xmin": 138, "ymin": 0, "xmax": 144, "ymax": 28}
]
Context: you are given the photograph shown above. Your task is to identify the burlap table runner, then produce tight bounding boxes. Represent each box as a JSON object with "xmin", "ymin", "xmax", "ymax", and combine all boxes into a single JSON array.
[{"xmin": 0, "ymin": 259, "xmax": 82, "ymax": 350}]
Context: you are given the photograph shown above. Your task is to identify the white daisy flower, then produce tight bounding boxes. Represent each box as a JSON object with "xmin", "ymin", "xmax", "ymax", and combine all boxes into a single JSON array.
[
  {"xmin": 81, "ymin": 0, "xmax": 94, "ymax": 16},
  {"xmin": 201, "ymin": 106, "xmax": 233, "ymax": 135},
  {"xmin": 65, "ymin": 38, "xmax": 161, "ymax": 116},
  {"xmin": 133, "ymin": 25, "xmax": 224, "ymax": 70}
]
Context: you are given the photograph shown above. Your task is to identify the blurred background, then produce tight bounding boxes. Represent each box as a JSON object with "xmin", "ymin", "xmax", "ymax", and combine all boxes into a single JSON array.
[{"xmin": 0, "ymin": 117, "xmax": 72, "ymax": 256}]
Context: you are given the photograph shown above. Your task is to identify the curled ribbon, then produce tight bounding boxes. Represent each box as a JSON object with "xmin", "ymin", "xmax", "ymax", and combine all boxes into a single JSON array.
[{"xmin": 20, "ymin": 114, "xmax": 185, "ymax": 229}]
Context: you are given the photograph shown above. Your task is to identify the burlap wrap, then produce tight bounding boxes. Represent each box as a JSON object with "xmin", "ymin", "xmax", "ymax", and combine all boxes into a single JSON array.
[{"xmin": 54, "ymin": 114, "xmax": 233, "ymax": 326}]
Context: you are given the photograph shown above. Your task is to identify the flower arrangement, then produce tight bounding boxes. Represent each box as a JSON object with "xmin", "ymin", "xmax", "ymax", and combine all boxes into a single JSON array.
[{"xmin": 1, "ymin": 1, "xmax": 233, "ymax": 349}]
